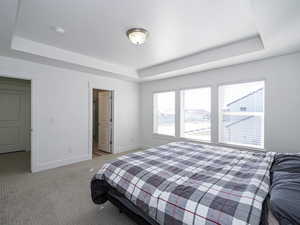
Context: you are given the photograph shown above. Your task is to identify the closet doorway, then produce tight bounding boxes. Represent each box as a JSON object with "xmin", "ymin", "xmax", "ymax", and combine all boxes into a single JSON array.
[{"xmin": 92, "ymin": 89, "xmax": 113, "ymax": 158}]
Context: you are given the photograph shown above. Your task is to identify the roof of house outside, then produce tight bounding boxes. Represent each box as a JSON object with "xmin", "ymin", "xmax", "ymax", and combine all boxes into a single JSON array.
[
  {"xmin": 227, "ymin": 88, "xmax": 263, "ymax": 107},
  {"xmin": 225, "ymin": 87, "xmax": 263, "ymax": 128}
]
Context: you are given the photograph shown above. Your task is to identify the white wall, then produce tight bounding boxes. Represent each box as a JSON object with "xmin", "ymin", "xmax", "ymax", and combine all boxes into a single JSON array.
[
  {"xmin": 0, "ymin": 55, "xmax": 140, "ymax": 172},
  {"xmin": 140, "ymin": 52, "xmax": 300, "ymax": 153},
  {"xmin": 1, "ymin": 50, "xmax": 299, "ymax": 172}
]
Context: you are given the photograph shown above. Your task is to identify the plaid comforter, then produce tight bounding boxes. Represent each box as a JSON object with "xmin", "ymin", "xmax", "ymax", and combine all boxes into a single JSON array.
[{"xmin": 93, "ymin": 142, "xmax": 275, "ymax": 225}]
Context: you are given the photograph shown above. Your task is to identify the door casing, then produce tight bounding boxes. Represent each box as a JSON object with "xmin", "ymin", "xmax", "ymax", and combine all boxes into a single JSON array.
[
  {"xmin": 88, "ymin": 82, "xmax": 115, "ymax": 159},
  {"xmin": 0, "ymin": 75, "xmax": 37, "ymax": 172}
]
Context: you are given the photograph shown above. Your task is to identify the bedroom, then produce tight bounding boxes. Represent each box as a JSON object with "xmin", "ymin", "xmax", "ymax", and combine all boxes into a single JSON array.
[{"xmin": 0, "ymin": 0, "xmax": 300, "ymax": 225}]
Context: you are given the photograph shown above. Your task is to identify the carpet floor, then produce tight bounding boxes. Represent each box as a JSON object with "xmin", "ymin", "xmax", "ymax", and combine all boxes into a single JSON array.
[{"xmin": 0, "ymin": 151, "xmax": 138, "ymax": 225}]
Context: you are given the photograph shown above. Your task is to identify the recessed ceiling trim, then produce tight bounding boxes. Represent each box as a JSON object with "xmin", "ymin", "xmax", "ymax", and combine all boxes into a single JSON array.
[
  {"xmin": 138, "ymin": 35, "xmax": 264, "ymax": 78},
  {"xmin": 11, "ymin": 36, "xmax": 138, "ymax": 79},
  {"xmin": 140, "ymin": 42, "xmax": 300, "ymax": 82}
]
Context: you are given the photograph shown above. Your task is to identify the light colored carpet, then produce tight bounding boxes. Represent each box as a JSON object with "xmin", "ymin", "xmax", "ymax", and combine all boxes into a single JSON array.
[{"xmin": 0, "ymin": 151, "xmax": 138, "ymax": 225}]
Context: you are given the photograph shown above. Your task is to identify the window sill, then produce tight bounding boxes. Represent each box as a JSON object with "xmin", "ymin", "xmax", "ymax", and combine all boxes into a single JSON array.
[
  {"xmin": 152, "ymin": 134, "xmax": 265, "ymax": 152},
  {"xmin": 217, "ymin": 142, "xmax": 265, "ymax": 152},
  {"xmin": 181, "ymin": 137, "xmax": 211, "ymax": 144},
  {"xmin": 152, "ymin": 133, "xmax": 212, "ymax": 145},
  {"xmin": 152, "ymin": 133, "xmax": 177, "ymax": 140}
]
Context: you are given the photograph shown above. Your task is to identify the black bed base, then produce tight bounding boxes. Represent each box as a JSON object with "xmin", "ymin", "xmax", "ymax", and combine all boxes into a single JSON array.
[
  {"xmin": 91, "ymin": 178, "xmax": 159, "ymax": 225},
  {"xmin": 107, "ymin": 189, "xmax": 159, "ymax": 225}
]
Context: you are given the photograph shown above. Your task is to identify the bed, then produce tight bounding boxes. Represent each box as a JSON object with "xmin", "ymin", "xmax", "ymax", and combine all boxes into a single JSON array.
[{"xmin": 91, "ymin": 142, "xmax": 280, "ymax": 225}]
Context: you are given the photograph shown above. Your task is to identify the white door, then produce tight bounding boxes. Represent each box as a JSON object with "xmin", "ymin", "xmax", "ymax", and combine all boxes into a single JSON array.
[
  {"xmin": 0, "ymin": 89, "xmax": 26, "ymax": 153},
  {"xmin": 98, "ymin": 91, "xmax": 112, "ymax": 152}
]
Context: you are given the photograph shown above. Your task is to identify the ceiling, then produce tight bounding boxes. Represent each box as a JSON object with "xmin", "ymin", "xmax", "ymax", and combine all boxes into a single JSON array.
[
  {"xmin": 0, "ymin": 0, "xmax": 300, "ymax": 81},
  {"xmin": 15, "ymin": 0, "xmax": 257, "ymax": 69}
]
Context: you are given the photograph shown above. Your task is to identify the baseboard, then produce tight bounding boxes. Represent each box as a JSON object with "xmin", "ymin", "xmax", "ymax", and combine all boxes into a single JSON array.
[
  {"xmin": 118, "ymin": 144, "xmax": 141, "ymax": 153},
  {"xmin": 32, "ymin": 155, "xmax": 90, "ymax": 172},
  {"xmin": 140, "ymin": 144, "xmax": 154, "ymax": 150}
]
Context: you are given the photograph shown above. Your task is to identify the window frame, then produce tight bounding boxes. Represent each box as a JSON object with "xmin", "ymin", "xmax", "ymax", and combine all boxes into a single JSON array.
[
  {"xmin": 179, "ymin": 86, "xmax": 212, "ymax": 142},
  {"xmin": 217, "ymin": 80, "xmax": 265, "ymax": 149},
  {"xmin": 151, "ymin": 79, "xmax": 266, "ymax": 152},
  {"xmin": 152, "ymin": 90, "xmax": 176, "ymax": 137}
]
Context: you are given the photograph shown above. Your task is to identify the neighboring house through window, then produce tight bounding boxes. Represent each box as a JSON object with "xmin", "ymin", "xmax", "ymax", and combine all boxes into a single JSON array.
[{"xmin": 219, "ymin": 81, "xmax": 265, "ymax": 148}]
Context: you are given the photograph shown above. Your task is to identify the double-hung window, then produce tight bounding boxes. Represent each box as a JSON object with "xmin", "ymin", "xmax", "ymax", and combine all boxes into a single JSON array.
[
  {"xmin": 180, "ymin": 88, "xmax": 211, "ymax": 141},
  {"xmin": 219, "ymin": 81, "xmax": 265, "ymax": 148},
  {"xmin": 153, "ymin": 91, "xmax": 175, "ymax": 136}
]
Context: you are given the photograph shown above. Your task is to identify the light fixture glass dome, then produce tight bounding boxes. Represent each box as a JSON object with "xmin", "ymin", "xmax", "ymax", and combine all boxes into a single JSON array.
[{"xmin": 127, "ymin": 28, "xmax": 149, "ymax": 45}]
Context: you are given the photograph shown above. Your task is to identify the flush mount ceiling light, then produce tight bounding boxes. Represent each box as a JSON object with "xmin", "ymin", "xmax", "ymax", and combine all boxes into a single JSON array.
[{"xmin": 126, "ymin": 28, "xmax": 149, "ymax": 45}]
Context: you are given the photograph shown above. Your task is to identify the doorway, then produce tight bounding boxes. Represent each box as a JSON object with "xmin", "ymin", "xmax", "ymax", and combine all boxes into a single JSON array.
[
  {"xmin": 92, "ymin": 89, "xmax": 113, "ymax": 158},
  {"xmin": 0, "ymin": 77, "xmax": 31, "ymax": 172}
]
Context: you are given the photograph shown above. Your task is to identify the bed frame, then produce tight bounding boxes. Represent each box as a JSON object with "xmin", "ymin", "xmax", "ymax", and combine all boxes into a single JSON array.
[
  {"xmin": 106, "ymin": 186, "xmax": 159, "ymax": 225},
  {"xmin": 91, "ymin": 179, "xmax": 159, "ymax": 225}
]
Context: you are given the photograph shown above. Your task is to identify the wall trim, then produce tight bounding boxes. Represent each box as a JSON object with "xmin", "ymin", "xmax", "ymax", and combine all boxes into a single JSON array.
[
  {"xmin": 140, "ymin": 145, "xmax": 154, "ymax": 150},
  {"xmin": 33, "ymin": 155, "xmax": 90, "ymax": 172},
  {"xmin": 118, "ymin": 144, "xmax": 141, "ymax": 153}
]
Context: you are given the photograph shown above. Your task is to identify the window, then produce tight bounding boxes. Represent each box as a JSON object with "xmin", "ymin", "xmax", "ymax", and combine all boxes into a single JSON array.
[
  {"xmin": 153, "ymin": 91, "xmax": 175, "ymax": 136},
  {"xmin": 181, "ymin": 88, "xmax": 211, "ymax": 141},
  {"xmin": 219, "ymin": 81, "xmax": 265, "ymax": 148}
]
